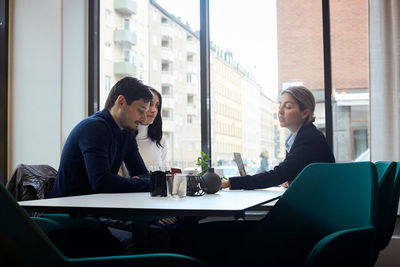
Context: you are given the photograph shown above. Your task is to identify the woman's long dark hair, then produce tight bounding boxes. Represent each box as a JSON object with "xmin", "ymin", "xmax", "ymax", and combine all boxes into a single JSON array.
[{"xmin": 148, "ymin": 88, "xmax": 163, "ymax": 148}]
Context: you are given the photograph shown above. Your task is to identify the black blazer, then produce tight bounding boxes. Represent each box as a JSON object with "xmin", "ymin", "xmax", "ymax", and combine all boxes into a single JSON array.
[{"xmin": 229, "ymin": 123, "xmax": 335, "ymax": 190}]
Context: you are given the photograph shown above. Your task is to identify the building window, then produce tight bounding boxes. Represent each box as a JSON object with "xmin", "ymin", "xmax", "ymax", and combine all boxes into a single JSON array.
[
  {"xmin": 187, "ymin": 34, "xmax": 193, "ymax": 41},
  {"xmin": 186, "ymin": 72, "xmax": 197, "ymax": 85},
  {"xmin": 161, "ymin": 16, "xmax": 168, "ymax": 24},
  {"xmin": 162, "ymin": 108, "xmax": 173, "ymax": 120},
  {"xmin": 104, "ymin": 42, "xmax": 112, "ymax": 60},
  {"xmin": 161, "ymin": 36, "xmax": 171, "ymax": 48},
  {"xmin": 105, "ymin": 75, "xmax": 111, "ymax": 93},
  {"xmin": 187, "ymin": 53, "xmax": 194, "ymax": 62},
  {"xmin": 162, "ymin": 60, "xmax": 172, "ymax": 73},
  {"xmin": 162, "ymin": 84, "xmax": 173, "ymax": 96},
  {"xmin": 187, "ymin": 94, "xmax": 194, "ymax": 105},
  {"xmin": 352, "ymin": 128, "xmax": 368, "ymax": 160},
  {"xmin": 187, "ymin": 115, "xmax": 193, "ymax": 124},
  {"xmin": 124, "ymin": 19, "xmax": 130, "ymax": 31},
  {"xmin": 105, "ymin": 9, "xmax": 112, "ymax": 26}
]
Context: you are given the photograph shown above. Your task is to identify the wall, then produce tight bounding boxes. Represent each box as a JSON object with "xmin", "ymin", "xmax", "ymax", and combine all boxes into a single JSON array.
[{"xmin": 9, "ymin": 0, "xmax": 86, "ymax": 173}]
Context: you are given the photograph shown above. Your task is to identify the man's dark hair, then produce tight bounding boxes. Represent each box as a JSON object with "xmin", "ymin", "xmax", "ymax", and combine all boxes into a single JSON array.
[
  {"xmin": 148, "ymin": 88, "xmax": 163, "ymax": 148},
  {"xmin": 105, "ymin": 77, "xmax": 153, "ymax": 110}
]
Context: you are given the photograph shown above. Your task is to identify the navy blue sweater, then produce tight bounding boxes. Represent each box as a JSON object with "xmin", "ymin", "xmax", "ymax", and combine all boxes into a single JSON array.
[{"xmin": 50, "ymin": 109, "xmax": 150, "ymax": 197}]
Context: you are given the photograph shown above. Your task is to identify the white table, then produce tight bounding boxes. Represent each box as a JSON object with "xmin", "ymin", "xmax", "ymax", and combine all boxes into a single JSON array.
[
  {"xmin": 19, "ymin": 188, "xmax": 284, "ymax": 251},
  {"xmin": 18, "ymin": 188, "xmax": 284, "ymax": 218}
]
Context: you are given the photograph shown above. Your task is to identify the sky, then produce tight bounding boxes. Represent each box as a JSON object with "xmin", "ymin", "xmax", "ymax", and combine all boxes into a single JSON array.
[{"xmin": 155, "ymin": 0, "xmax": 278, "ymax": 98}]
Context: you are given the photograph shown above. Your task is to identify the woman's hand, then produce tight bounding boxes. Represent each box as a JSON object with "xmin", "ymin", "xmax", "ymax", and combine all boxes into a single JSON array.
[
  {"xmin": 221, "ymin": 179, "xmax": 230, "ymax": 189},
  {"xmin": 281, "ymin": 181, "xmax": 291, "ymax": 188}
]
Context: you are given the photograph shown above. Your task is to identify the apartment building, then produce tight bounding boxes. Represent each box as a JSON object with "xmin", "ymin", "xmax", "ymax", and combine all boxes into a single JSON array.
[{"xmin": 99, "ymin": 0, "xmax": 280, "ymax": 170}]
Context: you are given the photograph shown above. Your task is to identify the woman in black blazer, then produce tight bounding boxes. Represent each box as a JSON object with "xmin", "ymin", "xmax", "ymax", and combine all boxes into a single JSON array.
[{"xmin": 223, "ymin": 85, "xmax": 335, "ymax": 190}]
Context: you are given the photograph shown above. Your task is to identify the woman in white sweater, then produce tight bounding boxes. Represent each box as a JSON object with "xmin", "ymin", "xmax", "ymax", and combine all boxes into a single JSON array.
[
  {"xmin": 119, "ymin": 88, "xmax": 167, "ymax": 177},
  {"xmin": 136, "ymin": 88, "xmax": 167, "ymax": 170}
]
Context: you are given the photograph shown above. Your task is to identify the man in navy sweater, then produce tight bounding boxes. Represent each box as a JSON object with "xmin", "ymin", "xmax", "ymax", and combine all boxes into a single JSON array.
[
  {"xmin": 49, "ymin": 77, "xmax": 170, "ymax": 254},
  {"xmin": 50, "ymin": 77, "xmax": 152, "ymax": 198}
]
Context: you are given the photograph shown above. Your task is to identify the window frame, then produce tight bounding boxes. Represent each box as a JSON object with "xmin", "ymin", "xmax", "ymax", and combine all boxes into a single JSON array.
[{"xmin": 0, "ymin": 0, "xmax": 8, "ymax": 184}]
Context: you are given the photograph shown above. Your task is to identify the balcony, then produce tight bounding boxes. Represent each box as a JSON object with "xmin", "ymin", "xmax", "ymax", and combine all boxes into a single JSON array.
[
  {"xmin": 187, "ymin": 105, "xmax": 198, "ymax": 116},
  {"xmin": 114, "ymin": 29, "xmax": 136, "ymax": 47},
  {"xmin": 161, "ymin": 24, "xmax": 173, "ymax": 37},
  {"xmin": 161, "ymin": 49, "xmax": 174, "ymax": 61},
  {"xmin": 114, "ymin": 62, "xmax": 137, "ymax": 76},
  {"xmin": 161, "ymin": 73, "xmax": 174, "ymax": 84},
  {"xmin": 163, "ymin": 120, "xmax": 175, "ymax": 132},
  {"xmin": 114, "ymin": 0, "xmax": 136, "ymax": 15},
  {"xmin": 162, "ymin": 98, "xmax": 174, "ymax": 109}
]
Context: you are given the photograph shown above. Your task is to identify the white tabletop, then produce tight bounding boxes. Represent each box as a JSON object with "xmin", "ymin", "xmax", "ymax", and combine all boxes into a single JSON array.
[{"xmin": 18, "ymin": 188, "xmax": 284, "ymax": 218}]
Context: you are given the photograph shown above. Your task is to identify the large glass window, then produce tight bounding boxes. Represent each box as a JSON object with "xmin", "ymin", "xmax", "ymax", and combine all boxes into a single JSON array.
[
  {"xmin": 209, "ymin": 0, "xmax": 325, "ymax": 177},
  {"xmin": 99, "ymin": 0, "xmax": 201, "ymax": 169},
  {"xmin": 98, "ymin": 0, "xmax": 369, "ymax": 175},
  {"xmin": 330, "ymin": 0, "xmax": 369, "ymax": 162}
]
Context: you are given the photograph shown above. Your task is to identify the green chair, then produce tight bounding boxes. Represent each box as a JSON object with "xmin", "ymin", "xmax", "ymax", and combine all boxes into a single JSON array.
[
  {"xmin": 304, "ymin": 161, "xmax": 397, "ymax": 267},
  {"xmin": 261, "ymin": 162, "xmax": 378, "ymax": 266},
  {"xmin": 303, "ymin": 226, "xmax": 376, "ymax": 267},
  {"xmin": 380, "ymin": 162, "xmax": 400, "ymax": 249},
  {"xmin": 374, "ymin": 161, "xmax": 397, "ymax": 249},
  {"xmin": 183, "ymin": 162, "xmax": 378, "ymax": 266},
  {"xmin": 0, "ymin": 182, "xmax": 205, "ymax": 267}
]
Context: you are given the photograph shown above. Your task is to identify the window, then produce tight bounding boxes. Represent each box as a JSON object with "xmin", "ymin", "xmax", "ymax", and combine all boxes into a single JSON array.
[
  {"xmin": 187, "ymin": 94, "xmax": 194, "ymax": 105},
  {"xmin": 123, "ymin": 49, "xmax": 130, "ymax": 63},
  {"xmin": 161, "ymin": 36, "xmax": 171, "ymax": 48},
  {"xmin": 162, "ymin": 108, "xmax": 173, "ymax": 120},
  {"xmin": 330, "ymin": 1, "xmax": 369, "ymax": 162},
  {"xmin": 104, "ymin": 42, "xmax": 112, "ymax": 60},
  {"xmin": 124, "ymin": 19, "xmax": 130, "ymax": 31},
  {"xmin": 162, "ymin": 60, "xmax": 172, "ymax": 73},
  {"xmin": 187, "ymin": 53, "xmax": 194, "ymax": 62},
  {"xmin": 186, "ymin": 72, "xmax": 197, "ymax": 85},
  {"xmin": 187, "ymin": 115, "xmax": 193, "ymax": 124},
  {"xmin": 105, "ymin": 9, "xmax": 112, "ymax": 26},
  {"xmin": 105, "ymin": 75, "xmax": 111, "ymax": 93},
  {"xmin": 162, "ymin": 84, "xmax": 173, "ymax": 96},
  {"xmin": 161, "ymin": 17, "xmax": 168, "ymax": 24},
  {"xmin": 122, "ymin": 49, "xmax": 135, "ymax": 66},
  {"xmin": 352, "ymin": 129, "xmax": 368, "ymax": 160}
]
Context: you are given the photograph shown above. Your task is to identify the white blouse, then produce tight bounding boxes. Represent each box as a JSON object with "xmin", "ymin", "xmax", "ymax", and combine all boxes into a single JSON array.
[{"xmin": 136, "ymin": 125, "xmax": 168, "ymax": 171}]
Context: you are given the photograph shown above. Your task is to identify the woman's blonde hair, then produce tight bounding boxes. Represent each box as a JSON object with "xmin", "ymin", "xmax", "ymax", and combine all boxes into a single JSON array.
[{"xmin": 281, "ymin": 86, "xmax": 316, "ymax": 125}]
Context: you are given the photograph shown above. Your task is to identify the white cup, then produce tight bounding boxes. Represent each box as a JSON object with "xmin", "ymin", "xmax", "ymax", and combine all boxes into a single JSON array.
[{"xmin": 172, "ymin": 174, "xmax": 187, "ymax": 198}]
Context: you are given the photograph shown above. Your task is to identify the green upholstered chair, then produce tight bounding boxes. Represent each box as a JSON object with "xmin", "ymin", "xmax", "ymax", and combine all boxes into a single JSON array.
[
  {"xmin": 380, "ymin": 162, "xmax": 400, "ymax": 249},
  {"xmin": 304, "ymin": 161, "xmax": 397, "ymax": 267},
  {"xmin": 0, "ymin": 182, "xmax": 205, "ymax": 267},
  {"xmin": 259, "ymin": 162, "xmax": 378, "ymax": 266},
  {"xmin": 374, "ymin": 161, "xmax": 397, "ymax": 250},
  {"xmin": 303, "ymin": 226, "xmax": 377, "ymax": 267},
  {"xmin": 183, "ymin": 162, "xmax": 378, "ymax": 267}
]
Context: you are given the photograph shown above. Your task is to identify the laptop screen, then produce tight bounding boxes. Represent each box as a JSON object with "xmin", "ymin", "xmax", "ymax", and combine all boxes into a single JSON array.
[{"xmin": 233, "ymin": 152, "xmax": 246, "ymax": 176}]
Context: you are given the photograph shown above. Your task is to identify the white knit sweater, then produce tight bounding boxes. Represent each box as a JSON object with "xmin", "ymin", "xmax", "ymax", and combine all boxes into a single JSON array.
[{"xmin": 136, "ymin": 125, "xmax": 168, "ymax": 171}]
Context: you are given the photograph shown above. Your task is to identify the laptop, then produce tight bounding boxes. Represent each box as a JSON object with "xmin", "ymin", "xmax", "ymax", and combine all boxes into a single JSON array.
[{"xmin": 233, "ymin": 152, "xmax": 247, "ymax": 176}]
